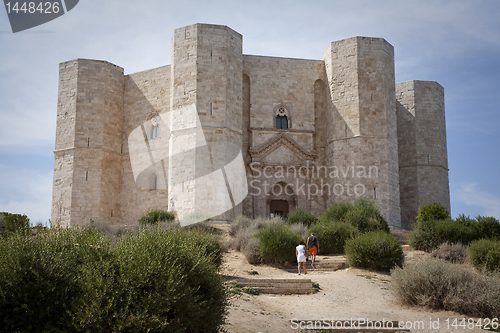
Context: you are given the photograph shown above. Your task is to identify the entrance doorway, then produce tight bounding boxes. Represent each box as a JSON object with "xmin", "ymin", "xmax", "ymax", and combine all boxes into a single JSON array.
[{"xmin": 270, "ymin": 200, "xmax": 289, "ymax": 218}]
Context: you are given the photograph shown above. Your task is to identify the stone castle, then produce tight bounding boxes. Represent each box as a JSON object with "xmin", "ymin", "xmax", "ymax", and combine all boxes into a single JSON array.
[{"xmin": 51, "ymin": 23, "xmax": 450, "ymax": 229}]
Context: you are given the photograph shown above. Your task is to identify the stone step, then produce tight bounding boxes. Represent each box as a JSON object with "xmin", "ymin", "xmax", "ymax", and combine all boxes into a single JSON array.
[
  {"xmin": 228, "ymin": 278, "xmax": 316, "ymax": 294},
  {"xmin": 285, "ymin": 259, "xmax": 348, "ymax": 272}
]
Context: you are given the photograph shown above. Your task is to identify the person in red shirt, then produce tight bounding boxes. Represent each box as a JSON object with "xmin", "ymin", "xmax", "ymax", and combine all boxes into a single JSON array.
[{"xmin": 306, "ymin": 233, "xmax": 319, "ymax": 269}]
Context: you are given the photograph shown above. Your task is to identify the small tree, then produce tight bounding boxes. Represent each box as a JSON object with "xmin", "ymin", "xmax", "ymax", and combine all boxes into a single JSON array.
[
  {"xmin": 321, "ymin": 199, "xmax": 389, "ymax": 233},
  {"xmin": 255, "ymin": 224, "xmax": 302, "ymax": 264},
  {"xmin": 287, "ymin": 207, "xmax": 318, "ymax": 227},
  {"xmin": 416, "ymin": 202, "xmax": 450, "ymax": 223},
  {"xmin": 0, "ymin": 212, "xmax": 30, "ymax": 236}
]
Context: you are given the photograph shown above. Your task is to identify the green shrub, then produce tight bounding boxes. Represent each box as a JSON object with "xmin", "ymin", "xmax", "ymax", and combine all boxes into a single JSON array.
[
  {"xmin": 435, "ymin": 219, "xmax": 476, "ymax": 245},
  {"xmin": 416, "ymin": 202, "xmax": 450, "ymax": 223},
  {"xmin": 321, "ymin": 199, "xmax": 389, "ymax": 233},
  {"xmin": 0, "ymin": 226, "xmax": 228, "ymax": 333},
  {"xmin": 85, "ymin": 227, "xmax": 227, "ymax": 333},
  {"xmin": 431, "ymin": 242, "xmax": 468, "ymax": 264},
  {"xmin": 475, "ymin": 215, "xmax": 500, "ymax": 239},
  {"xmin": 456, "ymin": 214, "xmax": 500, "ymax": 240},
  {"xmin": 409, "ymin": 219, "xmax": 439, "ymax": 252},
  {"xmin": 0, "ymin": 226, "xmax": 112, "ymax": 332},
  {"xmin": 309, "ymin": 221, "xmax": 359, "ymax": 254},
  {"xmin": 255, "ymin": 224, "xmax": 302, "ymax": 264},
  {"xmin": 410, "ymin": 218, "xmax": 476, "ymax": 252},
  {"xmin": 287, "ymin": 207, "xmax": 318, "ymax": 227},
  {"xmin": 228, "ymin": 215, "xmax": 284, "ymax": 252},
  {"xmin": 321, "ymin": 201, "xmax": 352, "ymax": 222},
  {"xmin": 0, "ymin": 212, "xmax": 30, "ymax": 236},
  {"xmin": 470, "ymin": 239, "xmax": 500, "ymax": 272},
  {"xmin": 138, "ymin": 209, "xmax": 175, "ymax": 225},
  {"xmin": 345, "ymin": 231, "xmax": 403, "ymax": 271},
  {"xmin": 391, "ymin": 258, "xmax": 500, "ymax": 318}
]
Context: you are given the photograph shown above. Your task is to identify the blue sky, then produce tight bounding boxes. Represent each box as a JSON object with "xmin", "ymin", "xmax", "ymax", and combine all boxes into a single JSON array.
[{"xmin": 0, "ymin": 0, "xmax": 499, "ymax": 224}]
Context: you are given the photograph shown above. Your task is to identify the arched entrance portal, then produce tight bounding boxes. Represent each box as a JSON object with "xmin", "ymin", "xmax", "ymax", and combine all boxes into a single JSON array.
[
  {"xmin": 270, "ymin": 200, "xmax": 289, "ymax": 218},
  {"xmin": 267, "ymin": 181, "xmax": 296, "ymax": 218}
]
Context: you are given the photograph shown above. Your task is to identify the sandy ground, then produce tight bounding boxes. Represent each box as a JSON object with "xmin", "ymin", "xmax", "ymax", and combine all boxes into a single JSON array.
[{"xmin": 220, "ymin": 249, "xmax": 488, "ymax": 333}]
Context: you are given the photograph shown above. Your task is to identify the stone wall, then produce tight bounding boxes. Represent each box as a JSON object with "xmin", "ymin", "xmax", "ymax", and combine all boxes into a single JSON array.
[
  {"xmin": 120, "ymin": 66, "xmax": 171, "ymax": 226},
  {"xmin": 51, "ymin": 59, "xmax": 124, "ymax": 227},
  {"xmin": 397, "ymin": 80, "xmax": 450, "ymax": 228},
  {"xmin": 323, "ymin": 37, "xmax": 401, "ymax": 227},
  {"xmin": 169, "ymin": 24, "xmax": 244, "ymax": 224}
]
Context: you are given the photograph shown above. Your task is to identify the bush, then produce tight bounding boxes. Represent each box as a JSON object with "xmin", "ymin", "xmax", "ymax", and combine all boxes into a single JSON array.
[
  {"xmin": 391, "ymin": 258, "xmax": 500, "ymax": 318},
  {"xmin": 0, "ymin": 226, "xmax": 112, "ymax": 332},
  {"xmin": 469, "ymin": 239, "xmax": 500, "ymax": 272},
  {"xmin": 409, "ymin": 219, "xmax": 437, "ymax": 252},
  {"xmin": 321, "ymin": 201, "xmax": 352, "ymax": 222},
  {"xmin": 456, "ymin": 214, "xmax": 500, "ymax": 240},
  {"xmin": 91, "ymin": 220, "xmax": 128, "ymax": 238},
  {"xmin": 89, "ymin": 227, "xmax": 227, "ymax": 333},
  {"xmin": 431, "ymin": 242, "xmax": 468, "ymax": 264},
  {"xmin": 0, "ymin": 212, "xmax": 30, "ymax": 236},
  {"xmin": 416, "ymin": 202, "xmax": 450, "ymax": 223},
  {"xmin": 255, "ymin": 224, "xmax": 302, "ymax": 264},
  {"xmin": 321, "ymin": 199, "xmax": 389, "ymax": 233},
  {"xmin": 435, "ymin": 219, "xmax": 476, "ymax": 245},
  {"xmin": 0, "ymin": 226, "xmax": 228, "ymax": 333},
  {"xmin": 228, "ymin": 215, "xmax": 284, "ymax": 252},
  {"xmin": 138, "ymin": 209, "xmax": 175, "ymax": 225},
  {"xmin": 475, "ymin": 215, "xmax": 500, "ymax": 239},
  {"xmin": 309, "ymin": 221, "xmax": 359, "ymax": 254},
  {"xmin": 287, "ymin": 207, "xmax": 318, "ymax": 227},
  {"xmin": 288, "ymin": 221, "xmax": 307, "ymax": 238},
  {"xmin": 345, "ymin": 231, "xmax": 403, "ymax": 271},
  {"xmin": 242, "ymin": 237, "xmax": 261, "ymax": 264},
  {"xmin": 410, "ymin": 218, "xmax": 476, "ymax": 252}
]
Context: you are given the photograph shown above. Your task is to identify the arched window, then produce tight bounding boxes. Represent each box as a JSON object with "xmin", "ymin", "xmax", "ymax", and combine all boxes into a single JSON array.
[
  {"xmin": 150, "ymin": 116, "xmax": 160, "ymax": 139},
  {"xmin": 276, "ymin": 115, "xmax": 288, "ymax": 129},
  {"xmin": 151, "ymin": 124, "xmax": 160, "ymax": 139},
  {"xmin": 275, "ymin": 105, "xmax": 290, "ymax": 129}
]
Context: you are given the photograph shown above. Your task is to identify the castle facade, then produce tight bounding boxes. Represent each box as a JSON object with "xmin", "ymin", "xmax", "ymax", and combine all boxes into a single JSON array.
[{"xmin": 51, "ymin": 23, "xmax": 450, "ymax": 229}]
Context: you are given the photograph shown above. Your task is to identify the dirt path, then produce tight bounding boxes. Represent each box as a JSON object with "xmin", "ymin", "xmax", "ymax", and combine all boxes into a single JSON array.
[{"xmin": 221, "ymin": 250, "xmax": 487, "ymax": 333}]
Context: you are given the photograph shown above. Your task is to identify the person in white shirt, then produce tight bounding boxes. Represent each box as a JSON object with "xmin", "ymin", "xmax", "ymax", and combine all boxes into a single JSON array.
[{"xmin": 296, "ymin": 241, "xmax": 307, "ymax": 275}]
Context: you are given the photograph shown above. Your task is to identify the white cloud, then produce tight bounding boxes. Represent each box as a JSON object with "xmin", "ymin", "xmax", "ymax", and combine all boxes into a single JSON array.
[
  {"xmin": 0, "ymin": 164, "xmax": 52, "ymax": 224},
  {"xmin": 454, "ymin": 183, "xmax": 500, "ymax": 219}
]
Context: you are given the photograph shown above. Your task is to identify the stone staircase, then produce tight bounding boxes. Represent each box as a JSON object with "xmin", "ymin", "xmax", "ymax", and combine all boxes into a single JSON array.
[
  {"xmin": 228, "ymin": 278, "xmax": 317, "ymax": 294},
  {"xmin": 284, "ymin": 256, "xmax": 348, "ymax": 273}
]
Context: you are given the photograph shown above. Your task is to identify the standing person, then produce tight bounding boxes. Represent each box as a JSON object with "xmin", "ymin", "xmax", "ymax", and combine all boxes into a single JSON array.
[
  {"xmin": 296, "ymin": 241, "xmax": 307, "ymax": 275},
  {"xmin": 307, "ymin": 233, "xmax": 319, "ymax": 269}
]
